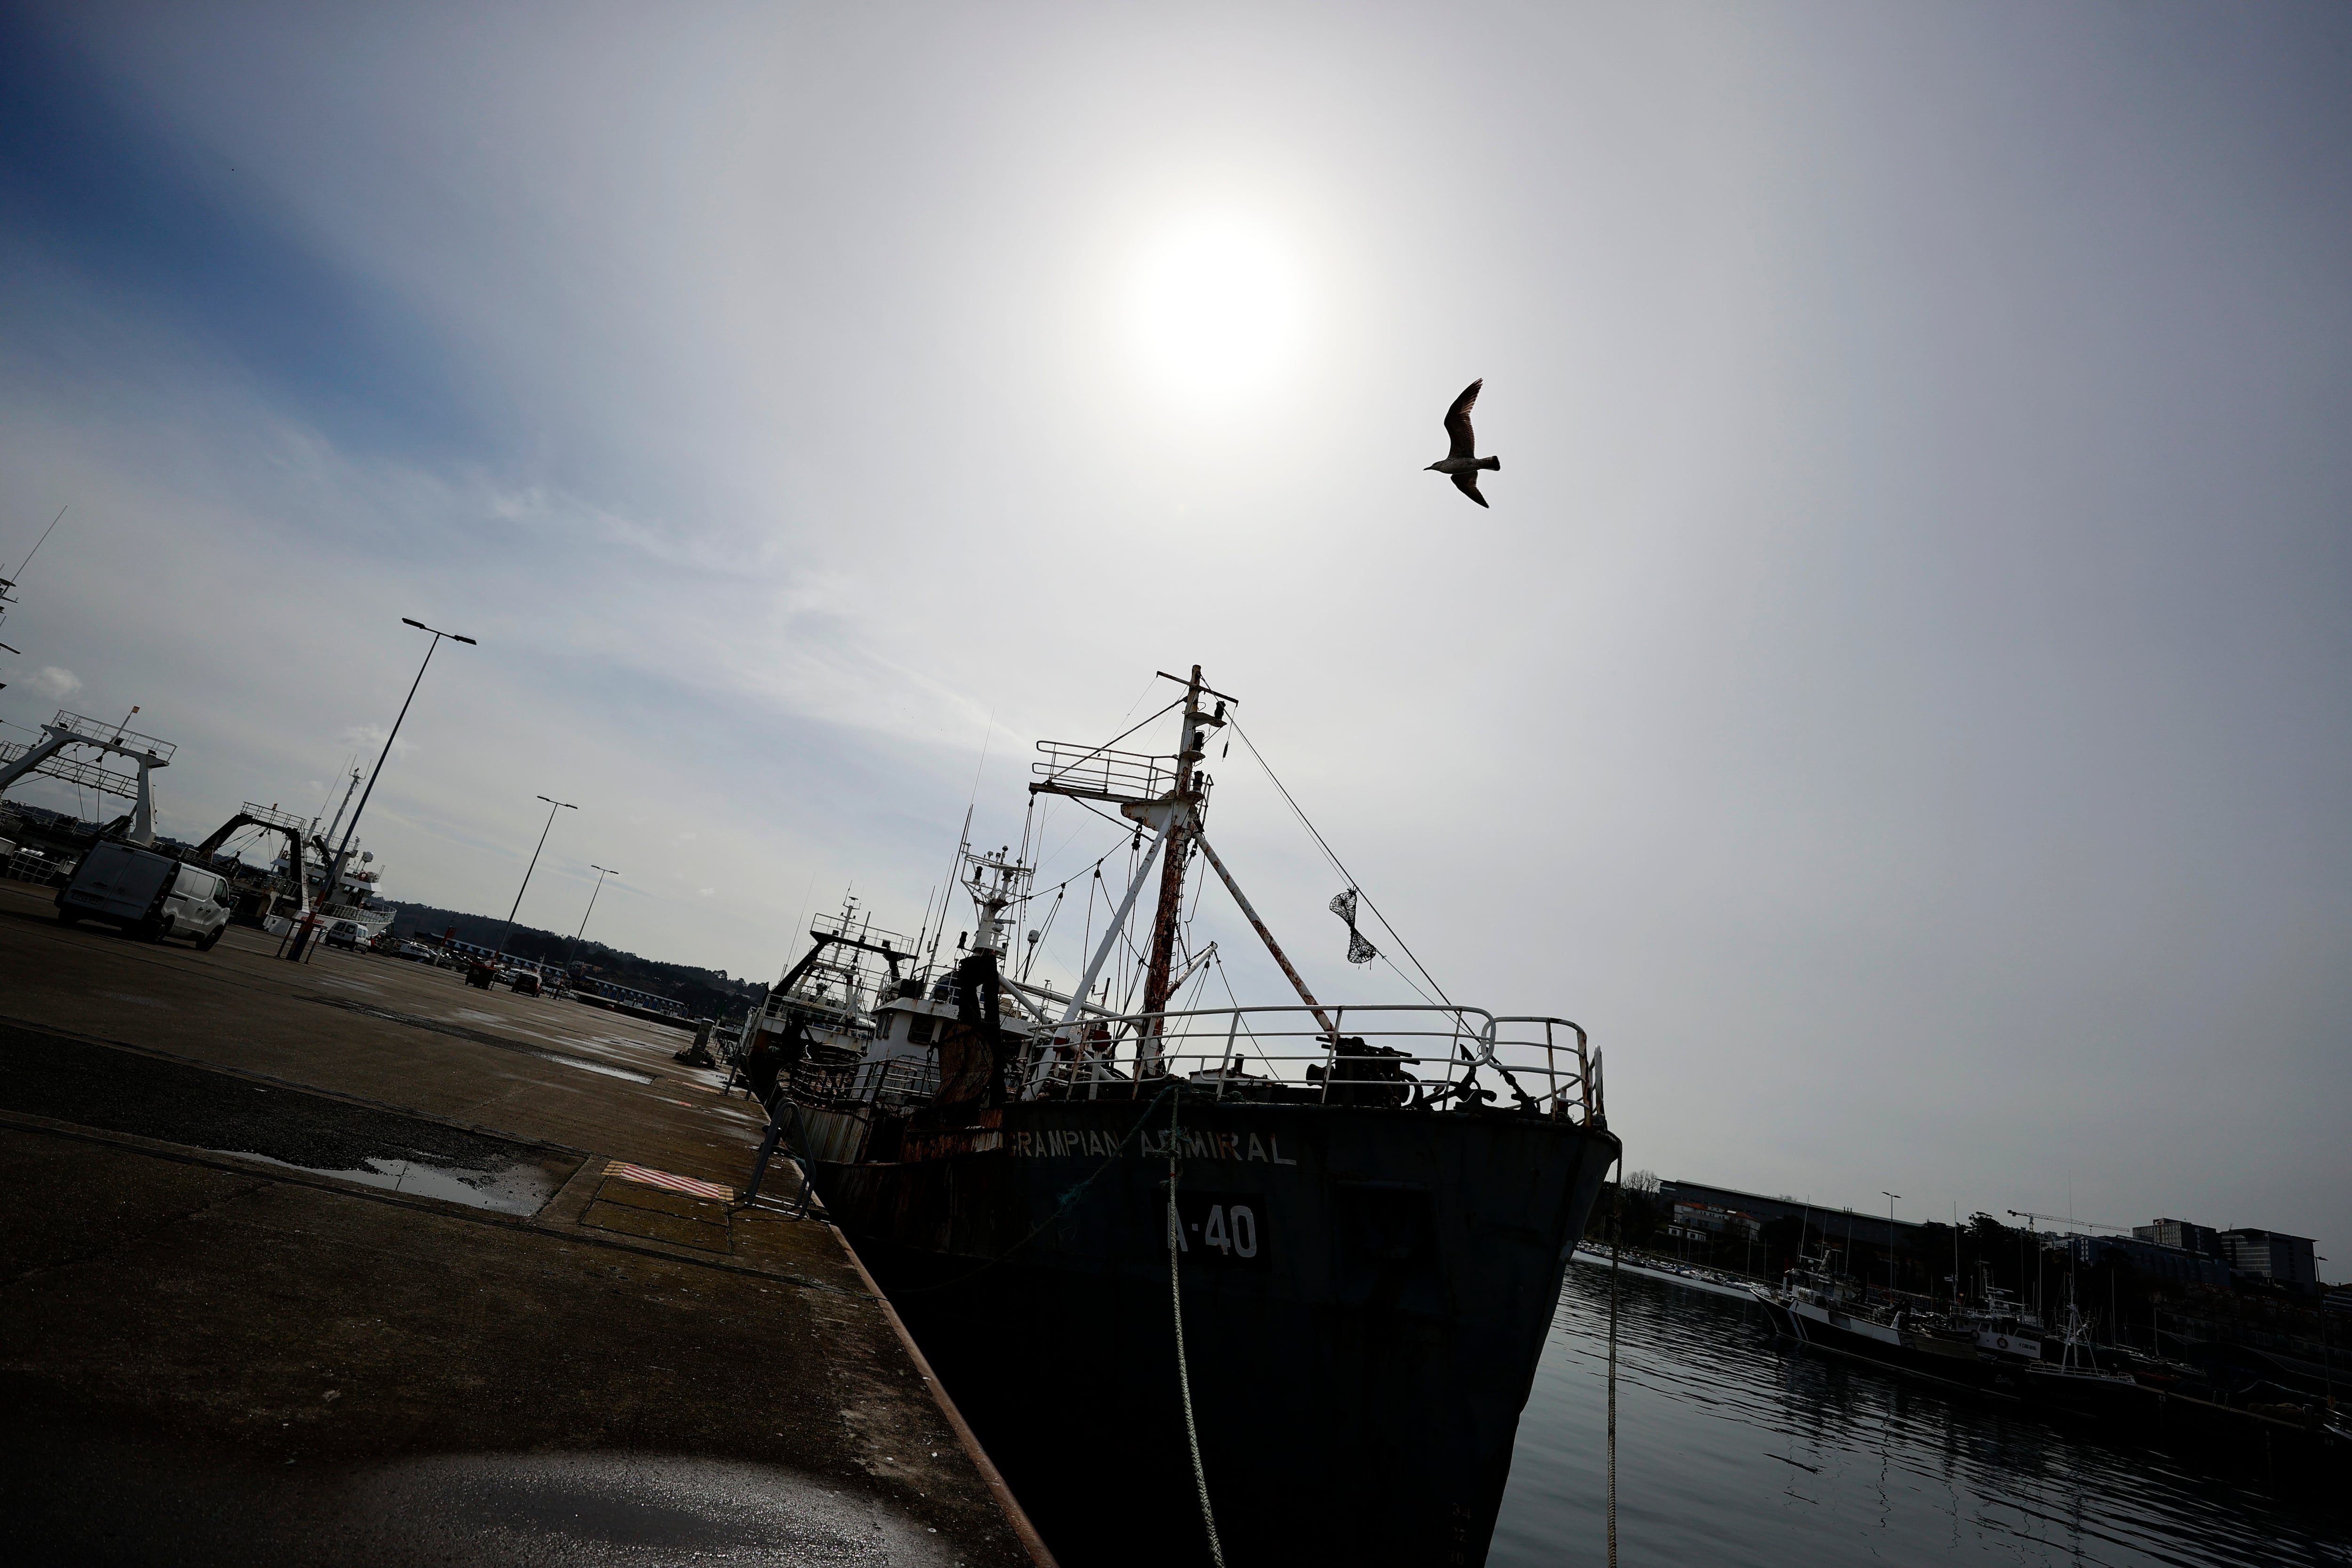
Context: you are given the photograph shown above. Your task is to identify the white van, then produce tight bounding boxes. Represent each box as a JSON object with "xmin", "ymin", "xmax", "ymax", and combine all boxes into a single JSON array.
[{"xmin": 57, "ymin": 841, "xmax": 233, "ymax": 951}]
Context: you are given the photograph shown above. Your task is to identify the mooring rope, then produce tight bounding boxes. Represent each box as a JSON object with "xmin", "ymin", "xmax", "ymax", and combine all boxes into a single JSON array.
[
  {"xmin": 1607, "ymin": 1172, "xmax": 1622, "ymax": 1568},
  {"xmin": 1167, "ymin": 1090, "xmax": 1227, "ymax": 1568}
]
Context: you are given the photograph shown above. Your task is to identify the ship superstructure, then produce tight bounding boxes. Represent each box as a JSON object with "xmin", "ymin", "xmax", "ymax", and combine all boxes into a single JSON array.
[{"xmin": 747, "ymin": 667, "xmax": 1620, "ymax": 1568}]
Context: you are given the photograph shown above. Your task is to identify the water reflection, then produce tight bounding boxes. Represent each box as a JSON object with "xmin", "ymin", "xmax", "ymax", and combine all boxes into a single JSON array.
[{"xmin": 1492, "ymin": 1258, "xmax": 2350, "ymax": 1568}]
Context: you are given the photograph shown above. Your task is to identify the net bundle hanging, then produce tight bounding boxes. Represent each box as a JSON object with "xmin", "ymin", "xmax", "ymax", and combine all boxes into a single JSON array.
[{"xmin": 1328, "ymin": 889, "xmax": 1379, "ymax": 966}]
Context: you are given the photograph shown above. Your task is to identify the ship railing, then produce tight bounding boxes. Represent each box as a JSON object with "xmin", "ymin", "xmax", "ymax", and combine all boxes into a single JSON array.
[
  {"xmin": 1029, "ymin": 740, "xmax": 1178, "ymax": 803},
  {"xmin": 1019, "ymin": 1003, "xmax": 1603, "ymax": 1124},
  {"xmin": 47, "ymin": 708, "xmax": 177, "ymax": 762},
  {"xmin": 787, "ymin": 1055, "xmax": 862, "ymax": 1103},
  {"xmin": 862, "ymin": 1056, "xmax": 940, "ymax": 1106}
]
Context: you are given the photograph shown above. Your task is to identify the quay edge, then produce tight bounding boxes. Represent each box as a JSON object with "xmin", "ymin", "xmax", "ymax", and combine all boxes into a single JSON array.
[{"xmin": 0, "ymin": 879, "xmax": 1043, "ymax": 1567}]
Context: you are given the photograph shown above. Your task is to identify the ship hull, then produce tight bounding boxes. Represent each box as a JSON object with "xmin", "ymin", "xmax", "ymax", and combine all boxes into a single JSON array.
[
  {"xmin": 803, "ymin": 1095, "xmax": 1619, "ymax": 1568},
  {"xmin": 1755, "ymin": 1296, "xmax": 2155, "ymax": 1412}
]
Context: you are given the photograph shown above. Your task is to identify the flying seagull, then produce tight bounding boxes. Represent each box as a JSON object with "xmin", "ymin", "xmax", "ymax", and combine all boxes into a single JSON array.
[{"xmin": 1426, "ymin": 378, "xmax": 1500, "ymax": 507}]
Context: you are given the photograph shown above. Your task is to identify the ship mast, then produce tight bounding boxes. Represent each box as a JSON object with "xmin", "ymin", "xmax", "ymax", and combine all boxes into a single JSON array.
[
  {"xmin": 1028, "ymin": 663, "xmax": 1230, "ymax": 1079},
  {"xmin": 1136, "ymin": 665, "xmax": 1220, "ymax": 1065}
]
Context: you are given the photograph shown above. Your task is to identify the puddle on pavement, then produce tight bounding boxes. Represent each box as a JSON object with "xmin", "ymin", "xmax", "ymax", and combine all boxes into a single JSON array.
[
  {"xmin": 554, "ymin": 1055, "xmax": 653, "ymax": 1082},
  {"xmin": 218, "ymin": 1150, "xmax": 563, "ymax": 1215},
  {"xmin": 4, "ymin": 1441, "xmax": 961, "ymax": 1568},
  {"xmin": 344, "ymin": 1452, "xmax": 959, "ymax": 1566}
]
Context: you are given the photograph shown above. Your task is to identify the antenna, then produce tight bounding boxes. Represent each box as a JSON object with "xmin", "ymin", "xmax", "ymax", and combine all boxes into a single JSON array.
[{"xmin": 922, "ymin": 806, "xmax": 974, "ymax": 964}]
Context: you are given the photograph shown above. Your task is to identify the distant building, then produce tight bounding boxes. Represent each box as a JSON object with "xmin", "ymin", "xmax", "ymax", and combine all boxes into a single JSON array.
[
  {"xmin": 1671, "ymin": 1201, "xmax": 1761, "ymax": 1241},
  {"xmin": 2217, "ymin": 1229, "xmax": 2318, "ymax": 1292},
  {"xmin": 2059, "ymin": 1234, "xmax": 2230, "ymax": 1288},
  {"xmin": 2132, "ymin": 1218, "xmax": 2222, "ymax": 1258},
  {"xmin": 1654, "ymin": 1181, "xmax": 1915, "ymax": 1238}
]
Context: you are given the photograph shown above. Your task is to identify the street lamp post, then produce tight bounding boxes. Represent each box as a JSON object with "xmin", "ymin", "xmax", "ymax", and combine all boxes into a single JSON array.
[
  {"xmin": 1883, "ymin": 1191, "xmax": 1903, "ymax": 1298},
  {"xmin": 294, "ymin": 618, "xmax": 474, "ymax": 961},
  {"xmin": 567, "ymin": 863, "xmax": 619, "ymax": 969},
  {"xmin": 496, "ymin": 795, "xmax": 577, "ymax": 956}
]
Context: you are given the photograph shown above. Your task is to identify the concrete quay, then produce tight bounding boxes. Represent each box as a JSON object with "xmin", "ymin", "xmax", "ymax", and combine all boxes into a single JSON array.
[{"xmin": 0, "ymin": 878, "xmax": 1047, "ymax": 1567}]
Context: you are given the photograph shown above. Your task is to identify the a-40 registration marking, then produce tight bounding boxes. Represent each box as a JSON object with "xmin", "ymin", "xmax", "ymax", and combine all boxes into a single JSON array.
[{"xmin": 1169, "ymin": 1191, "xmax": 1268, "ymax": 1266}]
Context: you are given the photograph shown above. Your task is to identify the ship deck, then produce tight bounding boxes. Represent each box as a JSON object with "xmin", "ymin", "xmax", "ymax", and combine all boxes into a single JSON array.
[{"xmin": 0, "ymin": 876, "xmax": 1040, "ymax": 1566}]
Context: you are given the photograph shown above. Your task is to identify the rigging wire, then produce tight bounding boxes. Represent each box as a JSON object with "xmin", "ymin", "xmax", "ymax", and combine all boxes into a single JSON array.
[
  {"xmin": 1166, "ymin": 1090, "xmax": 1227, "ymax": 1568},
  {"xmin": 1032, "ymin": 698, "xmax": 1184, "ymax": 797},
  {"xmin": 1181, "ymin": 837, "xmax": 1207, "ymax": 926},
  {"xmin": 1031, "ymin": 820, "xmax": 1123, "ymax": 896},
  {"xmin": 1607, "ymin": 1167, "xmax": 1621, "ymax": 1568},
  {"xmin": 12, "ymin": 503, "xmax": 68, "ymax": 580},
  {"xmin": 1077, "ymin": 868, "xmax": 1098, "ymax": 1004},
  {"xmin": 1034, "ymin": 811, "xmax": 1099, "ymax": 894},
  {"xmin": 1376, "ymin": 953, "xmax": 1445, "ymax": 1011},
  {"xmin": 1211, "ymin": 953, "xmax": 1276, "ymax": 1075},
  {"xmin": 1228, "ymin": 718, "xmax": 1454, "ymax": 1007},
  {"xmin": 1060, "ymin": 791, "xmax": 1139, "ymax": 844},
  {"xmin": 1019, "ymin": 885, "xmax": 1064, "ymax": 984}
]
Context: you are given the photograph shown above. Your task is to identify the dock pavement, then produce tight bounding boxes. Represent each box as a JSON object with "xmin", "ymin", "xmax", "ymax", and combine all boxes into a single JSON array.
[{"xmin": 0, "ymin": 877, "xmax": 1048, "ymax": 1567}]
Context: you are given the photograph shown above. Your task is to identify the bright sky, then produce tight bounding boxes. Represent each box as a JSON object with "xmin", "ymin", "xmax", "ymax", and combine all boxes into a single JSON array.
[{"xmin": 2, "ymin": 2, "xmax": 2345, "ymax": 1270}]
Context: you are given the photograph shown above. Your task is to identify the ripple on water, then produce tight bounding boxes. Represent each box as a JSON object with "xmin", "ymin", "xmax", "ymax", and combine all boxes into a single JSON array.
[{"xmin": 1490, "ymin": 1261, "xmax": 2352, "ymax": 1568}]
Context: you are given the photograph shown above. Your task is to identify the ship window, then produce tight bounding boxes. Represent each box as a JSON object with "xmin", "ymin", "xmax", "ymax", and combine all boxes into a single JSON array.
[
  {"xmin": 876, "ymin": 1013, "xmax": 897, "ymax": 1042},
  {"xmin": 907, "ymin": 1015, "xmax": 937, "ymax": 1046}
]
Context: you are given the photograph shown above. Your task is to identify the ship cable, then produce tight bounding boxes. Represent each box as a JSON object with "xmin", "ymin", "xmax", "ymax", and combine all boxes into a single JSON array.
[
  {"xmin": 1226, "ymin": 720, "xmax": 1453, "ymax": 1006},
  {"xmin": 1166, "ymin": 1089, "xmax": 1227, "ymax": 1568},
  {"xmin": 1608, "ymin": 1169, "xmax": 1622, "ymax": 1568},
  {"xmin": 1211, "ymin": 951, "xmax": 1279, "ymax": 1076}
]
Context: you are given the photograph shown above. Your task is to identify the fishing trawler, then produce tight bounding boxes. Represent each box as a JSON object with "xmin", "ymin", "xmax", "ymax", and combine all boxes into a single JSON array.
[
  {"xmin": 1754, "ymin": 1256, "xmax": 2153, "ymax": 1412},
  {"xmin": 749, "ymin": 668, "xmax": 1621, "ymax": 1568}
]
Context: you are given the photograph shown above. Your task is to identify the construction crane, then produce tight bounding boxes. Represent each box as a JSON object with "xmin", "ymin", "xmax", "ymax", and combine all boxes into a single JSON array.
[{"xmin": 2005, "ymin": 1210, "xmax": 2134, "ymax": 1235}]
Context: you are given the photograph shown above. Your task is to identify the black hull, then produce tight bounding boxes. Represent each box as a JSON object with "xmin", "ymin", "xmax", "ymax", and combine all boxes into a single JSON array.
[{"xmin": 805, "ymin": 1096, "xmax": 1618, "ymax": 1568}]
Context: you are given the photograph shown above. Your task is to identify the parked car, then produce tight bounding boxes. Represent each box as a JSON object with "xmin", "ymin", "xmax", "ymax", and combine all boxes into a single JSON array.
[
  {"xmin": 56, "ymin": 841, "xmax": 232, "ymax": 950},
  {"xmin": 323, "ymin": 920, "xmax": 366, "ymax": 950},
  {"xmin": 509, "ymin": 970, "xmax": 542, "ymax": 997}
]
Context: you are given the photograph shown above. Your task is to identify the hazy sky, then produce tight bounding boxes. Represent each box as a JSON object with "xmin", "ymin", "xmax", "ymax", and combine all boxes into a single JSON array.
[{"xmin": 2, "ymin": 2, "xmax": 2345, "ymax": 1269}]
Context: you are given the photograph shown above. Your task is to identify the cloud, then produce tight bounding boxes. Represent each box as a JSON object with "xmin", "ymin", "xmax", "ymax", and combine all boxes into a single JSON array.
[
  {"xmin": 28, "ymin": 666, "xmax": 80, "ymax": 699},
  {"xmin": 0, "ymin": 1, "xmax": 2344, "ymax": 1271},
  {"xmin": 341, "ymin": 723, "xmax": 413, "ymax": 761}
]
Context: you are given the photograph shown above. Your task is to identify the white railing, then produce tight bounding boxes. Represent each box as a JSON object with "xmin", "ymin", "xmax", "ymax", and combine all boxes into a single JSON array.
[
  {"xmin": 776, "ymin": 1002, "xmax": 1604, "ymax": 1124},
  {"xmin": 1021, "ymin": 1003, "xmax": 1601, "ymax": 1123},
  {"xmin": 860, "ymin": 1055, "xmax": 940, "ymax": 1106},
  {"xmin": 1030, "ymin": 740, "xmax": 1178, "ymax": 803},
  {"xmin": 50, "ymin": 709, "xmax": 176, "ymax": 762},
  {"xmin": 788, "ymin": 1054, "xmax": 860, "ymax": 1103}
]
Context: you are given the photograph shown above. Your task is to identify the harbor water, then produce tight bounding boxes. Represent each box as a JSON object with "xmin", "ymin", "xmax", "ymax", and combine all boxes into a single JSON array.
[{"xmin": 1492, "ymin": 1256, "xmax": 2350, "ymax": 1568}]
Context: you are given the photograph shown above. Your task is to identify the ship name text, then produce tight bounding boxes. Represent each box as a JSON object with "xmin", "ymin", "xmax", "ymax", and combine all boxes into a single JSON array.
[{"xmin": 1008, "ymin": 1127, "xmax": 1297, "ymax": 1165}]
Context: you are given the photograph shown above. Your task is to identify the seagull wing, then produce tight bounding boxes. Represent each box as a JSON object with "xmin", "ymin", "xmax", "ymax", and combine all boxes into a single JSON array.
[
  {"xmin": 1451, "ymin": 471, "xmax": 1489, "ymax": 508},
  {"xmin": 1443, "ymin": 379, "xmax": 1483, "ymax": 462}
]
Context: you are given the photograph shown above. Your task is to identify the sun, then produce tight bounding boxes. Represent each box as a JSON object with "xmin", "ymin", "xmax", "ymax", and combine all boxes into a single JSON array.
[{"xmin": 1123, "ymin": 217, "xmax": 1307, "ymax": 403}]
